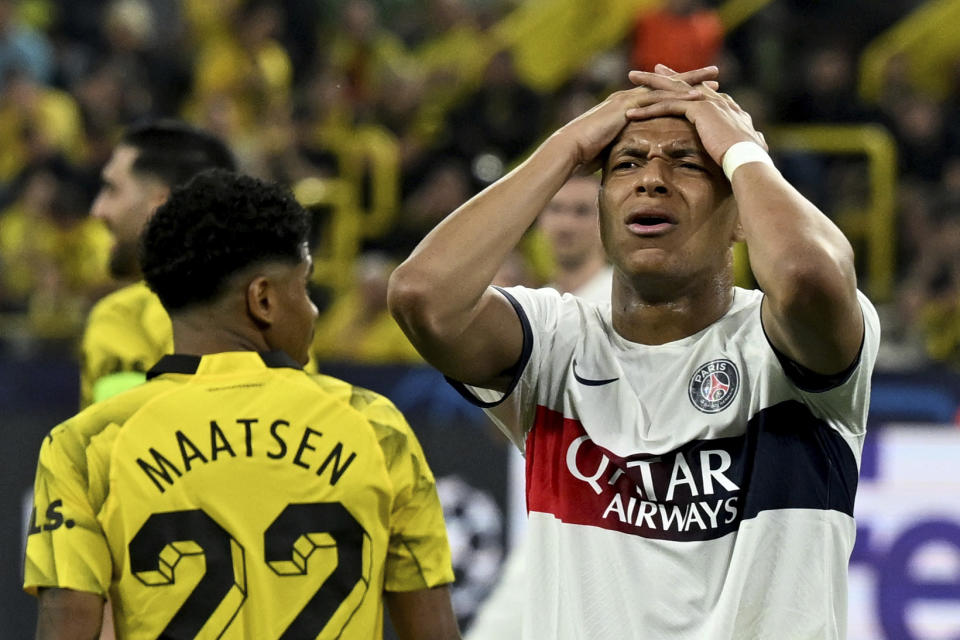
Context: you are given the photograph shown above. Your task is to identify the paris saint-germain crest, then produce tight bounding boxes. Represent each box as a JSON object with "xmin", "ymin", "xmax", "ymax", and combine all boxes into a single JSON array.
[{"xmin": 688, "ymin": 359, "xmax": 740, "ymax": 413}]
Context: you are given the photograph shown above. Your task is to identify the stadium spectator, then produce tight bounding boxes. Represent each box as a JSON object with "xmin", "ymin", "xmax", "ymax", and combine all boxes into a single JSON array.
[
  {"xmin": 24, "ymin": 168, "xmax": 460, "ymax": 639},
  {"xmin": 0, "ymin": 162, "xmax": 111, "ymax": 325},
  {"xmin": 0, "ymin": 0, "xmax": 53, "ymax": 88},
  {"xmin": 442, "ymin": 50, "xmax": 547, "ymax": 189},
  {"xmin": 388, "ymin": 64, "xmax": 879, "ymax": 638},
  {"xmin": 0, "ymin": 69, "xmax": 84, "ymax": 182},
  {"xmin": 80, "ymin": 119, "xmax": 236, "ymax": 407},
  {"xmin": 629, "ymin": 0, "xmax": 723, "ymax": 73},
  {"xmin": 312, "ymin": 251, "xmax": 423, "ymax": 365}
]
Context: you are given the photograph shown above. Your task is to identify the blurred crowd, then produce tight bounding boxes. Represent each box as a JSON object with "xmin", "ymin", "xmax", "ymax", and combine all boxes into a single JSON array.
[{"xmin": 0, "ymin": 0, "xmax": 959, "ymax": 372}]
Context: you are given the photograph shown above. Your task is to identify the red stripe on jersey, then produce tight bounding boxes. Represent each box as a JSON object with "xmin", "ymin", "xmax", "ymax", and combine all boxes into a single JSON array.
[
  {"xmin": 523, "ymin": 405, "xmax": 744, "ymax": 542},
  {"xmin": 525, "ymin": 405, "xmax": 632, "ymax": 533}
]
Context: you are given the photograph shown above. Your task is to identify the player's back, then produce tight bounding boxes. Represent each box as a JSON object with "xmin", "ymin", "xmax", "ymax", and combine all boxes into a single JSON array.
[{"xmin": 26, "ymin": 351, "xmax": 452, "ymax": 639}]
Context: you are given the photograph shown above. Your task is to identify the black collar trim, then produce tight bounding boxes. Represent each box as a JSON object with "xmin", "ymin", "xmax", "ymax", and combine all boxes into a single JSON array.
[{"xmin": 146, "ymin": 351, "xmax": 303, "ymax": 380}]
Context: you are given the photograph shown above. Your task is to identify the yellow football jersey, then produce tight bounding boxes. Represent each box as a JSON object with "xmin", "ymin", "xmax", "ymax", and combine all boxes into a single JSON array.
[
  {"xmin": 80, "ymin": 282, "xmax": 319, "ymax": 408},
  {"xmin": 80, "ymin": 281, "xmax": 173, "ymax": 408},
  {"xmin": 25, "ymin": 351, "xmax": 454, "ymax": 639}
]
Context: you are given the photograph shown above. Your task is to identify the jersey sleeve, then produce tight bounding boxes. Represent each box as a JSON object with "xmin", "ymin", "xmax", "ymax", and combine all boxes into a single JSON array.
[
  {"xmin": 23, "ymin": 422, "xmax": 113, "ymax": 598},
  {"xmin": 448, "ymin": 285, "xmax": 565, "ymax": 450},
  {"xmin": 776, "ymin": 289, "xmax": 881, "ymax": 439},
  {"xmin": 360, "ymin": 394, "xmax": 454, "ymax": 592}
]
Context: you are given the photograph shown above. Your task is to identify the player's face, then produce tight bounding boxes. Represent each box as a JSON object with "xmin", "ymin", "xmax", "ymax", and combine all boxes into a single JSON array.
[
  {"xmin": 90, "ymin": 145, "xmax": 167, "ymax": 279},
  {"xmin": 538, "ymin": 177, "xmax": 602, "ymax": 269},
  {"xmin": 599, "ymin": 118, "xmax": 737, "ymax": 288},
  {"xmin": 268, "ymin": 249, "xmax": 318, "ymax": 366}
]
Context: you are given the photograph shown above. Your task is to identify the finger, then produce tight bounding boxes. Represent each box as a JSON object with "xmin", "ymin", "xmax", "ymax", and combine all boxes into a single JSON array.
[
  {"xmin": 703, "ymin": 80, "xmax": 720, "ymax": 91},
  {"xmin": 623, "ymin": 86, "xmax": 704, "ymax": 109},
  {"xmin": 654, "ymin": 63, "xmax": 677, "ymax": 75},
  {"xmin": 628, "ymin": 70, "xmax": 691, "ymax": 90},
  {"xmin": 629, "ymin": 67, "xmax": 718, "ymax": 90},
  {"xmin": 672, "ymin": 65, "xmax": 719, "ymax": 85},
  {"xmin": 625, "ymin": 99, "xmax": 696, "ymax": 121}
]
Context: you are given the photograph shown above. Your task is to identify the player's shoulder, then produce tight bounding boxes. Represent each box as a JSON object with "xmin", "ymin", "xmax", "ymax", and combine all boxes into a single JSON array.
[
  {"xmin": 307, "ymin": 373, "xmax": 407, "ymax": 423},
  {"xmin": 83, "ymin": 281, "xmax": 171, "ymax": 354},
  {"xmin": 305, "ymin": 372, "xmax": 418, "ymax": 460},
  {"xmin": 41, "ymin": 380, "xmax": 178, "ymax": 460},
  {"xmin": 89, "ymin": 281, "xmax": 158, "ymax": 318}
]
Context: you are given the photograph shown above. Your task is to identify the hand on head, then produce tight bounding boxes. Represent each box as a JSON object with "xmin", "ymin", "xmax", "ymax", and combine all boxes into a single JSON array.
[
  {"xmin": 558, "ymin": 63, "xmax": 762, "ymax": 177},
  {"xmin": 624, "ymin": 64, "xmax": 766, "ymax": 166}
]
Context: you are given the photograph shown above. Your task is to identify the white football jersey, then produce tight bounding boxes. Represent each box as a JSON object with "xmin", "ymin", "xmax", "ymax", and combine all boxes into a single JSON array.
[{"xmin": 453, "ymin": 285, "xmax": 880, "ymax": 640}]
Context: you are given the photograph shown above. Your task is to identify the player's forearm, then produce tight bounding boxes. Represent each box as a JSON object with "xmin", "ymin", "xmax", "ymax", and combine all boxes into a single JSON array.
[
  {"xmin": 389, "ymin": 133, "xmax": 577, "ymax": 333},
  {"xmin": 36, "ymin": 588, "xmax": 104, "ymax": 640},
  {"xmin": 733, "ymin": 162, "xmax": 857, "ymax": 310}
]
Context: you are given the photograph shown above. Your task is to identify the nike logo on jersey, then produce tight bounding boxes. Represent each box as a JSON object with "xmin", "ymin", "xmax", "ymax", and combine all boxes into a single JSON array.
[{"xmin": 572, "ymin": 359, "xmax": 619, "ymax": 386}]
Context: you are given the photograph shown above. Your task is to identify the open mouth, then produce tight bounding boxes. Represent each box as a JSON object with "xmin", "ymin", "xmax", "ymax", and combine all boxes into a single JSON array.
[{"xmin": 626, "ymin": 210, "xmax": 677, "ymax": 236}]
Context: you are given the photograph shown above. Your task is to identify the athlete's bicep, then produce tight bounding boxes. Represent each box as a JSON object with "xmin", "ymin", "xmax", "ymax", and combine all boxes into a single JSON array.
[
  {"xmin": 760, "ymin": 287, "xmax": 864, "ymax": 377},
  {"xmin": 36, "ymin": 587, "xmax": 104, "ymax": 640},
  {"xmin": 407, "ymin": 287, "xmax": 524, "ymax": 392}
]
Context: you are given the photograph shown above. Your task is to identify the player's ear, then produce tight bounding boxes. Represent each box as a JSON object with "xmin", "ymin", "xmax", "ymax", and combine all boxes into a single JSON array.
[
  {"xmin": 147, "ymin": 183, "xmax": 171, "ymax": 212},
  {"xmin": 731, "ymin": 218, "xmax": 745, "ymax": 243},
  {"xmin": 727, "ymin": 201, "xmax": 744, "ymax": 243},
  {"xmin": 246, "ymin": 275, "xmax": 275, "ymax": 328}
]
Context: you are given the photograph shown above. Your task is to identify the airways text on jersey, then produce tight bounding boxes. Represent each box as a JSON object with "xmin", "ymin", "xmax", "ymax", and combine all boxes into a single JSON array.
[{"xmin": 525, "ymin": 402, "xmax": 859, "ymax": 542}]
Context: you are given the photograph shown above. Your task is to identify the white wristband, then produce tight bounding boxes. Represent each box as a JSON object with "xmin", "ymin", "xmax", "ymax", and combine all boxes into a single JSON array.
[{"xmin": 721, "ymin": 141, "xmax": 774, "ymax": 182}]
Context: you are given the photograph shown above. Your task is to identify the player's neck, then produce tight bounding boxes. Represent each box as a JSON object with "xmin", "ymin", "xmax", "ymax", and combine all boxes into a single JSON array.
[
  {"xmin": 170, "ymin": 312, "xmax": 269, "ymax": 357},
  {"xmin": 611, "ymin": 271, "xmax": 734, "ymax": 345}
]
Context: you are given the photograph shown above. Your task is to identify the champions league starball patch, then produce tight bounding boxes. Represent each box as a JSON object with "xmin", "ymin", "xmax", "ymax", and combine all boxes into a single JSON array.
[{"xmin": 688, "ymin": 359, "xmax": 740, "ymax": 413}]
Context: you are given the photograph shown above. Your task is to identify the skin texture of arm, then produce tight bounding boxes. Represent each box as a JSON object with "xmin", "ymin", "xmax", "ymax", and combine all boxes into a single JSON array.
[
  {"xmin": 388, "ymin": 67, "xmax": 721, "ymax": 390},
  {"xmin": 627, "ymin": 66, "xmax": 863, "ymax": 375},
  {"xmin": 35, "ymin": 588, "xmax": 104, "ymax": 640},
  {"xmin": 386, "ymin": 586, "xmax": 462, "ymax": 640}
]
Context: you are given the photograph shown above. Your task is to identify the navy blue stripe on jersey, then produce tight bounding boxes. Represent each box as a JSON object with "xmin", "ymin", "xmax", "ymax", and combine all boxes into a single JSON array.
[
  {"xmin": 740, "ymin": 399, "xmax": 858, "ymax": 520},
  {"xmin": 445, "ymin": 286, "xmax": 534, "ymax": 408},
  {"xmin": 147, "ymin": 351, "xmax": 302, "ymax": 379}
]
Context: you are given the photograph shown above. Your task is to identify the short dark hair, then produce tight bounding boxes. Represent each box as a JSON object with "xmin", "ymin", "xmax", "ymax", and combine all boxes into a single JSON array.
[
  {"xmin": 121, "ymin": 119, "xmax": 236, "ymax": 188},
  {"xmin": 141, "ymin": 169, "xmax": 310, "ymax": 311}
]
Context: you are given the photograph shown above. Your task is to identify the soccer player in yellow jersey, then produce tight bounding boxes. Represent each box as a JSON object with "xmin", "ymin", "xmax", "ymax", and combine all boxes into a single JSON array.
[
  {"xmin": 82, "ymin": 120, "xmax": 236, "ymax": 408},
  {"xmin": 24, "ymin": 170, "xmax": 460, "ymax": 639}
]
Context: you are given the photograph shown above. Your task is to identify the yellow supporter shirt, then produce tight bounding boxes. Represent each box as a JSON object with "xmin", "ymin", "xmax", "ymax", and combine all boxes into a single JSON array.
[
  {"xmin": 311, "ymin": 292, "xmax": 423, "ymax": 365},
  {"xmin": 24, "ymin": 350, "xmax": 454, "ymax": 639},
  {"xmin": 80, "ymin": 281, "xmax": 173, "ymax": 408}
]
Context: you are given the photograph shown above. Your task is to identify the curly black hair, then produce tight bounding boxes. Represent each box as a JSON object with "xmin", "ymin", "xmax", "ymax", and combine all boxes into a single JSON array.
[
  {"xmin": 121, "ymin": 119, "xmax": 236, "ymax": 188},
  {"xmin": 140, "ymin": 169, "xmax": 310, "ymax": 311}
]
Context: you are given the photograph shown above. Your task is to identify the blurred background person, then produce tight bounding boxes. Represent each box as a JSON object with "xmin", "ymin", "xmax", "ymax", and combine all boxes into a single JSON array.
[{"xmin": 81, "ymin": 119, "xmax": 235, "ymax": 407}]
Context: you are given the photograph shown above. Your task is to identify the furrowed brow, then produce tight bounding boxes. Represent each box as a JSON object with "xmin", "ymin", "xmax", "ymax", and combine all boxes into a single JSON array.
[
  {"xmin": 667, "ymin": 146, "xmax": 704, "ymax": 159},
  {"xmin": 614, "ymin": 146, "xmax": 648, "ymax": 159}
]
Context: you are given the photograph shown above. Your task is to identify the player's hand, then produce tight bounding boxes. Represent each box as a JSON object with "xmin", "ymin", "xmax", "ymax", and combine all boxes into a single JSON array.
[
  {"xmin": 625, "ymin": 66, "xmax": 766, "ymax": 166},
  {"xmin": 554, "ymin": 65, "xmax": 720, "ymax": 173},
  {"xmin": 626, "ymin": 66, "xmax": 765, "ymax": 162},
  {"xmin": 631, "ymin": 63, "xmax": 721, "ymax": 92}
]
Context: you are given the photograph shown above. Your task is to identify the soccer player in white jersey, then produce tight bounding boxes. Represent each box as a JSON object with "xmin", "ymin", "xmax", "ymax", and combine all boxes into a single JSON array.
[{"xmin": 388, "ymin": 63, "xmax": 879, "ymax": 639}]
